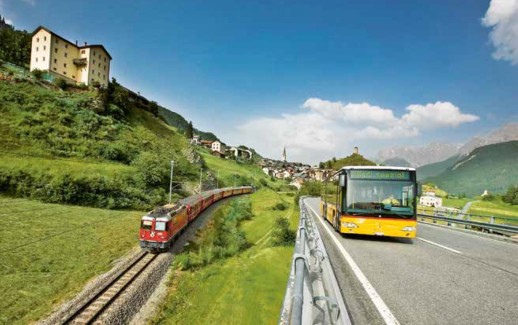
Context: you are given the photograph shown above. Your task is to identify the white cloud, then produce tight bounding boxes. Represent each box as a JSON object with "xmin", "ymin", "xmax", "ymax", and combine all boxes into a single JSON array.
[
  {"xmin": 223, "ymin": 98, "xmax": 478, "ymax": 164},
  {"xmin": 21, "ymin": 0, "xmax": 36, "ymax": 6},
  {"xmin": 482, "ymin": 0, "xmax": 518, "ymax": 65},
  {"xmin": 302, "ymin": 98, "xmax": 398, "ymax": 125},
  {"xmin": 402, "ymin": 101, "xmax": 479, "ymax": 129}
]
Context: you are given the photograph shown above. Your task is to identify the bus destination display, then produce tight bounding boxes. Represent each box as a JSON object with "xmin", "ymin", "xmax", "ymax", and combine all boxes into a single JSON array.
[{"xmin": 349, "ymin": 170, "xmax": 412, "ymax": 181}]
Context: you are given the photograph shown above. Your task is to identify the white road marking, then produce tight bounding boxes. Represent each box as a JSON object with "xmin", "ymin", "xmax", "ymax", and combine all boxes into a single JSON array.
[
  {"xmin": 418, "ymin": 238, "xmax": 463, "ymax": 254},
  {"xmin": 305, "ymin": 202, "xmax": 400, "ymax": 325}
]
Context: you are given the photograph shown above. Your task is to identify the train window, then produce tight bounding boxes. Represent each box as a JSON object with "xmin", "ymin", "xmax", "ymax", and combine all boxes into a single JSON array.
[
  {"xmin": 155, "ymin": 222, "xmax": 166, "ymax": 231},
  {"xmin": 141, "ymin": 220, "xmax": 152, "ymax": 230}
]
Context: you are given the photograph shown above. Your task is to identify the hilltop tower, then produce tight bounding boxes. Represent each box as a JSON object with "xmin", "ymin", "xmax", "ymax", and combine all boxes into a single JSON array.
[{"xmin": 282, "ymin": 146, "xmax": 287, "ymax": 162}]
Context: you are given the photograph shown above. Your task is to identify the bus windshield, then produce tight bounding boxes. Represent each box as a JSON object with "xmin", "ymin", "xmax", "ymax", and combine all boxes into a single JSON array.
[{"xmin": 346, "ymin": 179, "xmax": 415, "ymax": 217}]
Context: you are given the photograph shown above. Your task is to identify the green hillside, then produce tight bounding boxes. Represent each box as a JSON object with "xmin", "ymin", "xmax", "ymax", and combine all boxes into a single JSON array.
[
  {"xmin": 425, "ymin": 141, "xmax": 518, "ymax": 196},
  {"xmin": 322, "ymin": 153, "xmax": 376, "ymax": 169},
  {"xmin": 0, "ymin": 77, "xmax": 204, "ymax": 209},
  {"xmin": 417, "ymin": 155, "xmax": 459, "ymax": 180},
  {"xmin": 158, "ymin": 106, "xmax": 219, "ymax": 141}
]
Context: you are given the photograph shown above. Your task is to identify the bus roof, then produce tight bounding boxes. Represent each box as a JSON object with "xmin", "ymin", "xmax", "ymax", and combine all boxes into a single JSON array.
[{"xmin": 340, "ymin": 166, "xmax": 416, "ymax": 172}]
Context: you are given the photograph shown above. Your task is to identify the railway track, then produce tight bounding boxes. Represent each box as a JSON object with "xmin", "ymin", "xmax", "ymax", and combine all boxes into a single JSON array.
[{"xmin": 62, "ymin": 251, "xmax": 157, "ymax": 325}]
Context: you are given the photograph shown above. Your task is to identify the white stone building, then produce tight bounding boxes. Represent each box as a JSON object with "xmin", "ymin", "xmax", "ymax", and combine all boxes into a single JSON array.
[{"xmin": 30, "ymin": 26, "xmax": 112, "ymax": 87}]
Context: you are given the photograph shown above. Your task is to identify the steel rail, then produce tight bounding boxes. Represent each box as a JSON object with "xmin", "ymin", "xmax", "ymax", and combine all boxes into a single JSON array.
[{"xmin": 61, "ymin": 251, "xmax": 157, "ymax": 324}]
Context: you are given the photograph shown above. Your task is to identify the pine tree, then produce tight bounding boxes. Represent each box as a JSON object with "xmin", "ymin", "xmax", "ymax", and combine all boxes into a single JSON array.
[{"xmin": 187, "ymin": 121, "xmax": 194, "ymax": 139}]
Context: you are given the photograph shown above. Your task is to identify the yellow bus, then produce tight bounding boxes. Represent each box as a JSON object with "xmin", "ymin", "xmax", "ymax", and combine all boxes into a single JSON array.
[{"xmin": 320, "ymin": 166, "xmax": 417, "ymax": 238}]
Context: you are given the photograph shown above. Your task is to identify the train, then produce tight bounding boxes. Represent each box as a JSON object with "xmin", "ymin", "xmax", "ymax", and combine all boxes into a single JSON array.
[{"xmin": 139, "ymin": 186, "xmax": 254, "ymax": 252}]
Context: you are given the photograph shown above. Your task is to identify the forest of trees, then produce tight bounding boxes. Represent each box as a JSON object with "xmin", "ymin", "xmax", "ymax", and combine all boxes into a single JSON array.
[{"xmin": 0, "ymin": 21, "xmax": 31, "ymax": 67}]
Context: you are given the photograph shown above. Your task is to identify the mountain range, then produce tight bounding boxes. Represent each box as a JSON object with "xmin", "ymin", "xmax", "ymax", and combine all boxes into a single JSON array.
[
  {"xmin": 377, "ymin": 122, "xmax": 518, "ymax": 168},
  {"xmin": 423, "ymin": 141, "xmax": 518, "ymax": 196}
]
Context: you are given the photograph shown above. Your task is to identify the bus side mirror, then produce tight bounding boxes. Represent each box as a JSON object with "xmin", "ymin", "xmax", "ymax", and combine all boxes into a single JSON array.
[{"xmin": 339, "ymin": 174, "xmax": 346, "ymax": 187}]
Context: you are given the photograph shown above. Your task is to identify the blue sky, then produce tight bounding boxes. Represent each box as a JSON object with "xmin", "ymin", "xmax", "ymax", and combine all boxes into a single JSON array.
[{"xmin": 3, "ymin": 0, "xmax": 517, "ymax": 163}]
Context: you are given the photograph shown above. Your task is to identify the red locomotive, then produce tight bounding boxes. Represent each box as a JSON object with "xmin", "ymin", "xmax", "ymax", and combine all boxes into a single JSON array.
[{"xmin": 139, "ymin": 186, "xmax": 253, "ymax": 252}]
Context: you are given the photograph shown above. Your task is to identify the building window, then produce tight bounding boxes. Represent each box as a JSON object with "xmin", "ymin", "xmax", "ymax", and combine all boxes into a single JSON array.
[
  {"xmin": 103, "ymin": 75, "xmax": 105, "ymax": 79},
  {"xmin": 42, "ymin": 56, "xmax": 45, "ymax": 61},
  {"xmin": 93, "ymin": 51, "xmax": 96, "ymax": 56},
  {"xmin": 54, "ymin": 59, "xmax": 57, "ymax": 63},
  {"xmin": 36, "ymin": 47, "xmax": 39, "ymax": 51},
  {"xmin": 98, "ymin": 63, "xmax": 100, "ymax": 68},
  {"xmin": 99, "ymin": 54, "xmax": 101, "ymax": 59},
  {"xmin": 98, "ymin": 72, "xmax": 100, "ymax": 77},
  {"xmin": 53, "ymin": 67, "xmax": 56, "ymax": 71},
  {"xmin": 93, "ymin": 59, "xmax": 95, "ymax": 64},
  {"xmin": 35, "ymin": 57, "xmax": 38, "ymax": 62},
  {"xmin": 64, "ymin": 63, "xmax": 67, "ymax": 68},
  {"xmin": 64, "ymin": 53, "xmax": 68, "ymax": 58},
  {"xmin": 81, "ymin": 50, "xmax": 85, "ymax": 54},
  {"xmin": 44, "ymin": 36, "xmax": 47, "ymax": 41},
  {"xmin": 54, "ymin": 48, "xmax": 58, "ymax": 53},
  {"xmin": 43, "ymin": 46, "xmax": 46, "ymax": 50},
  {"xmin": 63, "ymin": 71, "xmax": 67, "ymax": 75},
  {"xmin": 37, "ymin": 37, "xmax": 39, "ymax": 42},
  {"xmin": 56, "ymin": 39, "xmax": 59, "ymax": 44},
  {"xmin": 104, "ymin": 58, "xmax": 106, "ymax": 62},
  {"xmin": 104, "ymin": 65, "xmax": 106, "ymax": 70},
  {"xmin": 72, "ymin": 75, "xmax": 75, "ymax": 78},
  {"xmin": 65, "ymin": 44, "xmax": 68, "ymax": 48}
]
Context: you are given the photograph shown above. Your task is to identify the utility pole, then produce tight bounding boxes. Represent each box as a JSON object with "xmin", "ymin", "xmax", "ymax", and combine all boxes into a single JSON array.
[
  {"xmin": 168, "ymin": 160, "xmax": 174, "ymax": 204},
  {"xmin": 199, "ymin": 168, "xmax": 203, "ymax": 193}
]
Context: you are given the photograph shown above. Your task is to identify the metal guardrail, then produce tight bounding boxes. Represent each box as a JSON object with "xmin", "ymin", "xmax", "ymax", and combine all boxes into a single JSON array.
[
  {"xmin": 279, "ymin": 197, "xmax": 351, "ymax": 325},
  {"xmin": 418, "ymin": 213, "xmax": 518, "ymax": 235}
]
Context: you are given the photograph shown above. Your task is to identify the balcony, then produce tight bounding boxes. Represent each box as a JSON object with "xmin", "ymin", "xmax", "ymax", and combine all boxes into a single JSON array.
[{"xmin": 73, "ymin": 58, "xmax": 88, "ymax": 67}]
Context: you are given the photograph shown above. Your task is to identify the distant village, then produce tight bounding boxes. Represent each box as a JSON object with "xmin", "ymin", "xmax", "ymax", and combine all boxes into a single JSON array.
[{"xmin": 192, "ymin": 135, "xmax": 331, "ymax": 189}]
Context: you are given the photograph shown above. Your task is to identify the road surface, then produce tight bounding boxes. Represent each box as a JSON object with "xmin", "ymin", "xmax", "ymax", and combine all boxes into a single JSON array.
[{"xmin": 304, "ymin": 197, "xmax": 518, "ymax": 325}]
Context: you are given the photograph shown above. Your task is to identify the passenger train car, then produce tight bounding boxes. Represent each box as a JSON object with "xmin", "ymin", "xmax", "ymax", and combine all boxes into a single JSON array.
[{"xmin": 139, "ymin": 186, "xmax": 253, "ymax": 252}]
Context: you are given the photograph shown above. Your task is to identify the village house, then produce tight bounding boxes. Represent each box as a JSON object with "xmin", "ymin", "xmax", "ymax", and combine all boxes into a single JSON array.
[
  {"xmin": 190, "ymin": 134, "xmax": 200, "ymax": 145},
  {"xmin": 419, "ymin": 192, "xmax": 443, "ymax": 207},
  {"xmin": 200, "ymin": 140, "xmax": 213, "ymax": 149},
  {"xmin": 30, "ymin": 26, "xmax": 112, "ymax": 87}
]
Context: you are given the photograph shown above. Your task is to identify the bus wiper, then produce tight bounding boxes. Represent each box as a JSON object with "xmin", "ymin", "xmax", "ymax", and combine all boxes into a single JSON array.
[
  {"xmin": 388, "ymin": 213, "xmax": 413, "ymax": 219},
  {"xmin": 349, "ymin": 212, "xmax": 374, "ymax": 216}
]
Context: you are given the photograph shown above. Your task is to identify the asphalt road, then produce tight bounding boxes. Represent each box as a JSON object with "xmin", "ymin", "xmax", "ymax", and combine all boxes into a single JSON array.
[{"xmin": 304, "ymin": 197, "xmax": 518, "ymax": 325}]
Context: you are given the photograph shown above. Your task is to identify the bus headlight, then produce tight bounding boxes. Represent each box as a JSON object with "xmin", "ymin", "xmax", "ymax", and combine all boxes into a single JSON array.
[
  {"xmin": 342, "ymin": 222, "xmax": 358, "ymax": 228},
  {"xmin": 402, "ymin": 226, "xmax": 415, "ymax": 232}
]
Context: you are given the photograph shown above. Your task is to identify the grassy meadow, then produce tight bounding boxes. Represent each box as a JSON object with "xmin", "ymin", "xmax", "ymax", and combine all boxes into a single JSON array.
[
  {"xmin": 153, "ymin": 188, "xmax": 299, "ymax": 324},
  {"xmin": 0, "ymin": 196, "xmax": 144, "ymax": 325}
]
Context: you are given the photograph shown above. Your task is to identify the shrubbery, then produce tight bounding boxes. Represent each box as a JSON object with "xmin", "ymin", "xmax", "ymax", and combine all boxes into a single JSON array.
[
  {"xmin": 0, "ymin": 167, "xmax": 157, "ymax": 209},
  {"xmin": 270, "ymin": 216, "xmax": 296, "ymax": 246},
  {"xmin": 174, "ymin": 198, "xmax": 253, "ymax": 270},
  {"xmin": 294, "ymin": 181, "xmax": 323, "ymax": 204},
  {"xmin": 272, "ymin": 202, "xmax": 288, "ymax": 211},
  {"xmin": 503, "ymin": 186, "xmax": 518, "ymax": 205}
]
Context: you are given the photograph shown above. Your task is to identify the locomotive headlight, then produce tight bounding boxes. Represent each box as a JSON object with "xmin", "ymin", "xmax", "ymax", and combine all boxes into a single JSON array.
[
  {"xmin": 342, "ymin": 222, "xmax": 358, "ymax": 228},
  {"xmin": 402, "ymin": 226, "xmax": 415, "ymax": 232}
]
